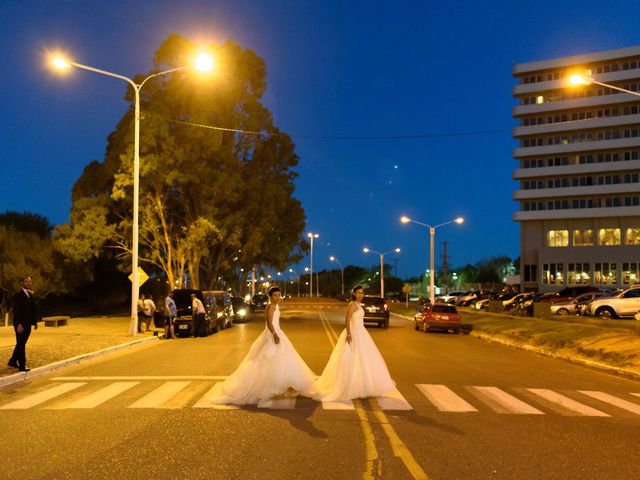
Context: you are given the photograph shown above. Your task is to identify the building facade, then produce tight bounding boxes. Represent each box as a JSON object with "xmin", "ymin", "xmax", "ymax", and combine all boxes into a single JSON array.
[{"xmin": 513, "ymin": 46, "xmax": 640, "ymax": 292}]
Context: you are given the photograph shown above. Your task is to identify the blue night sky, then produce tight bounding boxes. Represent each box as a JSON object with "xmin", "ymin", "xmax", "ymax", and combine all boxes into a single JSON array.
[{"xmin": 1, "ymin": 0, "xmax": 639, "ymax": 277}]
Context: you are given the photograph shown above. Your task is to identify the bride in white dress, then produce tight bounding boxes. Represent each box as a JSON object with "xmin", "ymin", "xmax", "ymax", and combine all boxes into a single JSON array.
[
  {"xmin": 313, "ymin": 285, "xmax": 395, "ymax": 401},
  {"xmin": 204, "ymin": 286, "xmax": 316, "ymax": 405}
]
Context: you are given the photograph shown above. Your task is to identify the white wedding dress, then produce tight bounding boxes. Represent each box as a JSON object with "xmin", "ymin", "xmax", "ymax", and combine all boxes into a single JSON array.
[
  {"xmin": 313, "ymin": 303, "xmax": 395, "ymax": 401},
  {"xmin": 205, "ymin": 304, "xmax": 316, "ymax": 405}
]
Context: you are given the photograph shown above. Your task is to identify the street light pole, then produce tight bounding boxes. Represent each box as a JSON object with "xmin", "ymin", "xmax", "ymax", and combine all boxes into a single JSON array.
[
  {"xmin": 307, "ymin": 232, "xmax": 319, "ymax": 297},
  {"xmin": 569, "ymin": 74, "xmax": 640, "ymax": 97},
  {"xmin": 289, "ymin": 268, "xmax": 300, "ymax": 298},
  {"xmin": 363, "ymin": 247, "xmax": 401, "ymax": 298},
  {"xmin": 329, "ymin": 256, "xmax": 344, "ymax": 295},
  {"xmin": 401, "ymin": 216, "xmax": 464, "ymax": 304},
  {"xmin": 50, "ymin": 53, "xmax": 214, "ymax": 336}
]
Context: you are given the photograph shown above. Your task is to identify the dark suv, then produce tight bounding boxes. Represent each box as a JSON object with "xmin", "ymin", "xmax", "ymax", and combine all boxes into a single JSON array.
[
  {"xmin": 250, "ymin": 293, "xmax": 269, "ymax": 312},
  {"xmin": 361, "ymin": 295, "xmax": 390, "ymax": 329},
  {"xmin": 203, "ymin": 290, "xmax": 234, "ymax": 330}
]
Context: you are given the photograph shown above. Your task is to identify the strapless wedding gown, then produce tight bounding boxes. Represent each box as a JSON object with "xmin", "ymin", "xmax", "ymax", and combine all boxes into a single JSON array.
[
  {"xmin": 205, "ymin": 305, "xmax": 316, "ymax": 405},
  {"xmin": 313, "ymin": 304, "xmax": 395, "ymax": 401}
]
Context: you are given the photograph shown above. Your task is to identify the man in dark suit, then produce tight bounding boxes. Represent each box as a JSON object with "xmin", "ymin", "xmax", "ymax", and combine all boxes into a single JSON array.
[{"xmin": 8, "ymin": 276, "xmax": 38, "ymax": 372}]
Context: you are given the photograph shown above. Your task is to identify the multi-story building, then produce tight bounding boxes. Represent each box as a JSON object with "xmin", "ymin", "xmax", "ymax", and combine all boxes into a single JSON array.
[{"xmin": 513, "ymin": 46, "xmax": 640, "ymax": 292}]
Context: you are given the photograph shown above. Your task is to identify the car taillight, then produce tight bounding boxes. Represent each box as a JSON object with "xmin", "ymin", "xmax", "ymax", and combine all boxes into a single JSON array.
[{"xmin": 383, "ymin": 304, "xmax": 388, "ymax": 311}]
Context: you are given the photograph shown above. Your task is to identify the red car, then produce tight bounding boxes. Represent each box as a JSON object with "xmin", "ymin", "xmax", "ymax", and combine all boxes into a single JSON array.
[{"xmin": 414, "ymin": 303, "xmax": 461, "ymax": 334}]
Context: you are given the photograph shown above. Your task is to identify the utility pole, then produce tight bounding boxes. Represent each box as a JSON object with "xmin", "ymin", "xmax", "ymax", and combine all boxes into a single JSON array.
[{"xmin": 442, "ymin": 241, "xmax": 449, "ymax": 294}]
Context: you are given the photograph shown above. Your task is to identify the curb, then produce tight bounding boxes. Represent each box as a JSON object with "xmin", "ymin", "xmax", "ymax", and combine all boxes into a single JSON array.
[
  {"xmin": 391, "ymin": 310, "xmax": 640, "ymax": 381},
  {"xmin": 0, "ymin": 335, "xmax": 160, "ymax": 389}
]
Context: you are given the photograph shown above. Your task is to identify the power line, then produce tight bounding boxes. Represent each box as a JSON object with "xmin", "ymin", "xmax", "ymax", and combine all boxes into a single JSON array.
[{"xmin": 158, "ymin": 115, "xmax": 508, "ymax": 141}]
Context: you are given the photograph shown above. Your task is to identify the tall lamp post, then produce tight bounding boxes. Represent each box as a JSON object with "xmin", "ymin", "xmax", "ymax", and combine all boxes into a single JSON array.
[
  {"xmin": 288, "ymin": 268, "xmax": 300, "ymax": 298},
  {"xmin": 50, "ymin": 51, "xmax": 214, "ymax": 336},
  {"xmin": 363, "ymin": 247, "xmax": 401, "ymax": 298},
  {"xmin": 307, "ymin": 232, "xmax": 319, "ymax": 297},
  {"xmin": 329, "ymin": 256, "xmax": 344, "ymax": 295},
  {"xmin": 401, "ymin": 216, "xmax": 463, "ymax": 304}
]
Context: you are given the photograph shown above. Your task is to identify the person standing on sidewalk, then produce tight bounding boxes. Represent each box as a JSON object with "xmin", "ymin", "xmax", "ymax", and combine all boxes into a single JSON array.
[
  {"xmin": 7, "ymin": 276, "xmax": 38, "ymax": 372},
  {"xmin": 164, "ymin": 292, "xmax": 177, "ymax": 339},
  {"xmin": 191, "ymin": 293, "xmax": 206, "ymax": 337}
]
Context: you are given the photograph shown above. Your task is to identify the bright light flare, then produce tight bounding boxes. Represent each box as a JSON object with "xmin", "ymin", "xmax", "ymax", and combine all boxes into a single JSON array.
[
  {"xmin": 363, "ymin": 247, "xmax": 370, "ymax": 253},
  {"xmin": 194, "ymin": 52, "xmax": 214, "ymax": 73},
  {"xmin": 455, "ymin": 217, "xmax": 464, "ymax": 224},
  {"xmin": 569, "ymin": 74, "xmax": 591, "ymax": 86},
  {"xmin": 400, "ymin": 216, "xmax": 411, "ymax": 224},
  {"xmin": 50, "ymin": 54, "xmax": 72, "ymax": 71},
  {"xmin": 394, "ymin": 248, "xmax": 401, "ymax": 253},
  {"xmin": 329, "ymin": 256, "xmax": 336, "ymax": 261}
]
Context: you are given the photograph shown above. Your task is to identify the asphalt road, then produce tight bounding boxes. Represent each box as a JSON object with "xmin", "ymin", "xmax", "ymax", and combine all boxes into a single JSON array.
[{"xmin": 1, "ymin": 300, "xmax": 639, "ymax": 480}]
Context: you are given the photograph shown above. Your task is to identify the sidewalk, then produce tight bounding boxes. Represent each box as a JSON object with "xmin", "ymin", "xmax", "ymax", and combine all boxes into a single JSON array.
[
  {"xmin": 391, "ymin": 304, "xmax": 640, "ymax": 379},
  {"xmin": 0, "ymin": 315, "xmax": 160, "ymax": 380}
]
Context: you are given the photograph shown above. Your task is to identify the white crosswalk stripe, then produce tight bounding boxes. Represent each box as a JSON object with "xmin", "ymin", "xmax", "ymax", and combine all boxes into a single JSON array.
[
  {"xmin": 0, "ymin": 383, "xmax": 86, "ymax": 410},
  {"xmin": 55, "ymin": 382, "xmax": 139, "ymax": 409},
  {"xmin": 322, "ymin": 400, "xmax": 355, "ymax": 410},
  {"xmin": 579, "ymin": 391, "xmax": 640, "ymax": 415},
  {"xmin": 375, "ymin": 389, "xmax": 413, "ymax": 411},
  {"xmin": 128, "ymin": 381, "xmax": 192, "ymax": 409},
  {"xmin": 258, "ymin": 398, "xmax": 296, "ymax": 409},
  {"xmin": 192, "ymin": 384, "xmax": 239, "ymax": 409},
  {"xmin": 526, "ymin": 389, "xmax": 609, "ymax": 417},
  {"xmin": 416, "ymin": 384, "xmax": 477, "ymax": 412},
  {"xmin": 472, "ymin": 387, "xmax": 544, "ymax": 415}
]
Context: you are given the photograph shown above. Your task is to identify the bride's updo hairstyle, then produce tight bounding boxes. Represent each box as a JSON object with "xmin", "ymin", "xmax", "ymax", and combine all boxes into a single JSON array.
[
  {"xmin": 268, "ymin": 286, "xmax": 281, "ymax": 297},
  {"xmin": 351, "ymin": 285, "xmax": 364, "ymax": 300}
]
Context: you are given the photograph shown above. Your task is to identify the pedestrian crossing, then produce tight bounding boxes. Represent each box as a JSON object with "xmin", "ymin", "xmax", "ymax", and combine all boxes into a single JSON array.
[{"xmin": 1, "ymin": 380, "xmax": 640, "ymax": 418}]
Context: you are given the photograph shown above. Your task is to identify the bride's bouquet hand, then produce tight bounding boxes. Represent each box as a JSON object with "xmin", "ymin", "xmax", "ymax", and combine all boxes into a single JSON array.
[
  {"xmin": 273, "ymin": 333, "xmax": 280, "ymax": 344},
  {"xmin": 346, "ymin": 333, "xmax": 352, "ymax": 344}
]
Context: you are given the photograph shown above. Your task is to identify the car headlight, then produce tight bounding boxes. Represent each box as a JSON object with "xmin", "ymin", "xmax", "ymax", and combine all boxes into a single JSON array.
[{"xmin": 237, "ymin": 308, "xmax": 247, "ymax": 317}]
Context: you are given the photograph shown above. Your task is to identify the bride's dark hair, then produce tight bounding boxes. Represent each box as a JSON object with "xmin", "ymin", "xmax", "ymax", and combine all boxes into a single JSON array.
[
  {"xmin": 351, "ymin": 285, "xmax": 364, "ymax": 300},
  {"xmin": 268, "ymin": 286, "xmax": 281, "ymax": 297}
]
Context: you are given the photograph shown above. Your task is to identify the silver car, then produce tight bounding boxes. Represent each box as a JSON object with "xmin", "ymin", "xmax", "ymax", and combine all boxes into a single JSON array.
[
  {"xmin": 588, "ymin": 287, "xmax": 640, "ymax": 319},
  {"xmin": 551, "ymin": 292, "xmax": 603, "ymax": 316}
]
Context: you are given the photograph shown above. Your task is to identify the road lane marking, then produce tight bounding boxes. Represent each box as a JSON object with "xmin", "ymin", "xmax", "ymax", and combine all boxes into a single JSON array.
[
  {"xmin": 375, "ymin": 389, "xmax": 413, "ymax": 411},
  {"xmin": 54, "ymin": 382, "xmax": 140, "ymax": 409},
  {"xmin": 0, "ymin": 383, "xmax": 86, "ymax": 410},
  {"xmin": 52, "ymin": 376, "xmax": 229, "ymax": 380},
  {"xmin": 632, "ymin": 393, "xmax": 640, "ymax": 399},
  {"xmin": 579, "ymin": 391, "xmax": 640, "ymax": 415},
  {"xmin": 473, "ymin": 387, "xmax": 544, "ymax": 415},
  {"xmin": 526, "ymin": 389, "xmax": 609, "ymax": 417},
  {"xmin": 416, "ymin": 384, "xmax": 478, "ymax": 412},
  {"xmin": 192, "ymin": 384, "xmax": 239, "ymax": 409},
  {"xmin": 128, "ymin": 381, "xmax": 192, "ymax": 409},
  {"xmin": 370, "ymin": 400, "xmax": 429, "ymax": 480},
  {"xmin": 354, "ymin": 399, "xmax": 381, "ymax": 480},
  {"xmin": 258, "ymin": 398, "xmax": 296, "ymax": 409},
  {"xmin": 322, "ymin": 400, "xmax": 355, "ymax": 410}
]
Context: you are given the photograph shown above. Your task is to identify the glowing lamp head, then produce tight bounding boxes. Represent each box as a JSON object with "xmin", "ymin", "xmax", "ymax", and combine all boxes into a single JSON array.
[
  {"xmin": 363, "ymin": 247, "xmax": 370, "ymax": 253},
  {"xmin": 50, "ymin": 55, "xmax": 72, "ymax": 71},
  {"xmin": 394, "ymin": 248, "xmax": 401, "ymax": 253},
  {"xmin": 569, "ymin": 74, "xmax": 591, "ymax": 86},
  {"xmin": 455, "ymin": 217, "xmax": 464, "ymax": 224},
  {"xmin": 330, "ymin": 256, "xmax": 335, "ymax": 261},
  {"xmin": 400, "ymin": 216, "xmax": 411, "ymax": 224},
  {"xmin": 194, "ymin": 52, "xmax": 214, "ymax": 73}
]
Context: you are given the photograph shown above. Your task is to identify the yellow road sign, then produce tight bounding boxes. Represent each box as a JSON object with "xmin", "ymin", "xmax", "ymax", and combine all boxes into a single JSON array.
[
  {"xmin": 128, "ymin": 267, "xmax": 149, "ymax": 287},
  {"xmin": 402, "ymin": 285, "xmax": 412, "ymax": 293}
]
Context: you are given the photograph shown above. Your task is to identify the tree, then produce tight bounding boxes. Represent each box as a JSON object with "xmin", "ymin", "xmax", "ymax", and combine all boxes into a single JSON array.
[{"xmin": 57, "ymin": 34, "xmax": 307, "ymax": 291}]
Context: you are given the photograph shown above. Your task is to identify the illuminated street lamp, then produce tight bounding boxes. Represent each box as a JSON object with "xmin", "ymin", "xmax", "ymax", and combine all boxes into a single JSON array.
[
  {"xmin": 363, "ymin": 247, "xmax": 401, "ymax": 298},
  {"xmin": 329, "ymin": 256, "xmax": 344, "ymax": 295},
  {"xmin": 307, "ymin": 232, "xmax": 319, "ymax": 297},
  {"xmin": 289, "ymin": 268, "xmax": 300, "ymax": 298},
  {"xmin": 401, "ymin": 215, "xmax": 463, "ymax": 304},
  {"xmin": 569, "ymin": 73, "xmax": 640, "ymax": 97},
  {"xmin": 50, "ymin": 51, "xmax": 215, "ymax": 336}
]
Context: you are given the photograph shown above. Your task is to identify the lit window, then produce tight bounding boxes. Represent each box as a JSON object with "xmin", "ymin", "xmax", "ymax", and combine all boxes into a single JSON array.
[
  {"xmin": 568, "ymin": 263, "xmax": 591, "ymax": 284},
  {"xmin": 542, "ymin": 263, "xmax": 564, "ymax": 284},
  {"xmin": 622, "ymin": 263, "xmax": 639, "ymax": 285},
  {"xmin": 625, "ymin": 228, "xmax": 640, "ymax": 245},
  {"xmin": 547, "ymin": 230, "xmax": 569, "ymax": 247},
  {"xmin": 594, "ymin": 262, "xmax": 617, "ymax": 285},
  {"xmin": 598, "ymin": 228, "xmax": 621, "ymax": 246},
  {"xmin": 536, "ymin": 95, "xmax": 544, "ymax": 104},
  {"xmin": 573, "ymin": 229, "xmax": 594, "ymax": 246}
]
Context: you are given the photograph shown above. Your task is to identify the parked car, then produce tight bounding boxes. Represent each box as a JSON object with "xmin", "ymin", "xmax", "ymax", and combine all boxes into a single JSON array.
[
  {"xmin": 203, "ymin": 291, "xmax": 234, "ymax": 330},
  {"xmin": 587, "ymin": 286, "xmax": 640, "ymax": 319},
  {"xmin": 171, "ymin": 289, "xmax": 218, "ymax": 337},
  {"xmin": 414, "ymin": 303, "xmax": 461, "ymax": 334},
  {"xmin": 454, "ymin": 291, "xmax": 479, "ymax": 307},
  {"xmin": 250, "ymin": 293, "xmax": 269, "ymax": 311},
  {"xmin": 474, "ymin": 298, "xmax": 490, "ymax": 310},
  {"xmin": 437, "ymin": 291, "xmax": 466, "ymax": 304},
  {"xmin": 231, "ymin": 296, "xmax": 250, "ymax": 323},
  {"xmin": 551, "ymin": 292, "xmax": 604, "ymax": 316},
  {"xmin": 361, "ymin": 295, "xmax": 390, "ymax": 328},
  {"xmin": 503, "ymin": 292, "xmax": 534, "ymax": 310},
  {"xmin": 538, "ymin": 286, "xmax": 599, "ymax": 304}
]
